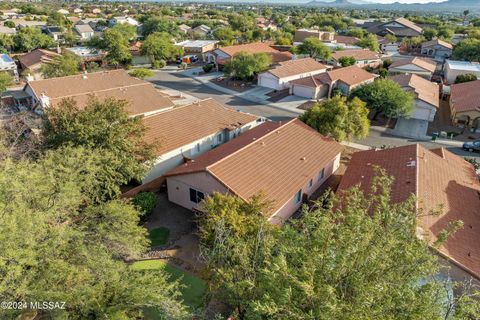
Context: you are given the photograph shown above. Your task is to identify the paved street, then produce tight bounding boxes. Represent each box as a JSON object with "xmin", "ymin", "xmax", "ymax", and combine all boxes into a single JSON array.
[{"xmin": 149, "ymin": 70, "xmax": 480, "ymax": 161}]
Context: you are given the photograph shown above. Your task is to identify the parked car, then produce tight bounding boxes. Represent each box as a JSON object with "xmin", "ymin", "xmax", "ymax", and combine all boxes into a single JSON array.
[
  {"xmin": 176, "ymin": 55, "xmax": 199, "ymax": 64},
  {"xmin": 462, "ymin": 140, "xmax": 480, "ymax": 152}
]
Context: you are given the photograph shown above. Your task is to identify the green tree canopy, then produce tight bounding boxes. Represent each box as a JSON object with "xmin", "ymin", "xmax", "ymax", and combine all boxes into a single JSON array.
[
  {"xmin": 12, "ymin": 27, "xmax": 55, "ymax": 52},
  {"xmin": 213, "ymin": 27, "xmax": 237, "ymax": 46},
  {"xmin": 355, "ymin": 33, "xmax": 379, "ymax": 52},
  {"xmin": 338, "ymin": 55, "xmax": 356, "ymax": 67},
  {"xmin": 423, "ymin": 27, "xmax": 438, "ymax": 41},
  {"xmin": 129, "ymin": 68, "xmax": 154, "ymax": 79},
  {"xmin": 40, "ymin": 53, "xmax": 79, "ymax": 79},
  {"xmin": 224, "ymin": 51, "xmax": 272, "ymax": 80},
  {"xmin": 141, "ymin": 32, "xmax": 183, "ymax": 62},
  {"xmin": 200, "ymin": 173, "xmax": 480, "ymax": 320},
  {"xmin": 3, "ymin": 20, "xmax": 15, "ymax": 28},
  {"xmin": 454, "ymin": 73, "xmax": 478, "ymax": 84},
  {"xmin": 345, "ymin": 27, "xmax": 366, "ymax": 38},
  {"xmin": 350, "ymin": 78, "xmax": 414, "ymax": 119},
  {"xmin": 300, "ymin": 96, "xmax": 370, "ymax": 141},
  {"xmin": 296, "ymin": 37, "xmax": 331, "ymax": 61},
  {"xmin": 453, "ymin": 38, "xmax": 480, "ymax": 62},
  {"xmin": 42, "ymin": 98, "xmax": 156, "ymax": 201},
  {"xmin": 0, "ymin": 72, "xmax": 13, "ymax": 93},
  {"xmin": 142, "ymin": 17, "xmax": 179, "ymax": 37}
]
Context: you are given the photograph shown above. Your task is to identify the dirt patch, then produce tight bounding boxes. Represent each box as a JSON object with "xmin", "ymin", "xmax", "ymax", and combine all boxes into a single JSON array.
[
  {"xmin": 267, "ymin": 89, "xmax": 290, "ymax": 102},
  {"xmin": 297, "ymin": 100, "xmax": 316, "ymax": 111},
  {"xmin": 211, "ymin": 77, "xmax": 255, "ymax": 93}
]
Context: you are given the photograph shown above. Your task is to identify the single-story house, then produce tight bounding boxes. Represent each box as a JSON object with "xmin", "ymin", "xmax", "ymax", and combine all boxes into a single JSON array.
[
  {"xmin": 165, "ymin": 118, "xmax": 343, "ymax": 224},
  {"xmin": 449, "ymin": 80, "xmax": 480, "ymax": 132},
  {"xmin": 0, "ymin": 54, "xmax": 19, "ymax": 82},
  {"xmin": 389, "ymin": 73, "xmax": 439, "ymax": 122},
  {"xmin": 65, "ymin": 46, "xmax": 104, "ymax": 65},
  {"xmin": 42, "ymin": 26, "xmax": 63, "ymax": 42},
  {"xmin": 11, "ymin": 19, "xmax": 46, "ymax": 29},
  {"xmin": 17, "ymin": 49, "xmax": 61, "ymax": 79},
  {"xmin": 108, "ymin": 16, "xmax": 139, "ymax": 27},
  {"xmin": 257, "ymin": 58, "xmax": 330, "ymax": 91},
  {"xmin": 21, "ymin": 69, "xmax": 174, "ymax": 117},
  {"xmin": 174, "ymin": 40, "xmax": 218, "ymax": 61},
  {"xmin": 178, "ymin": 24, "xmax": 192, "ymax": 34},
  {"xmin": 206, "ymin": 42, "xmax": 293, "ymax": 67},
  {"xmin": 388, "ymin": 57, "xmax": 437, "ymax": 80},
  {"xmin": 365, "ymin": 17, "xmax": 423, "ymax": 38},
  {"xmin": 57, "ymin": 9, "xmax": 69, "ymax": 15},
  {"xmin": 192, "ymin": 24, "xmax": 211, "ymax": 37},
  {"xmin": 444, "ymin": 60, "xmax": 480, "ymax": 84},
  {"xmin": 337, "ymin": 144, "xmax": 480, "ymax": 285},
  {"xmin": 421, "ymin": 39, "xmax": 452, "ymax": 61},
  {"xmin": 73, "ymin": 24, "xmax": 94, "ymax": 40},
  {"xmin": 141, "ymin": 98, "xmax": 260, "ymax": 184},
  {"xmin": 330, "ymin": 49, "xmax": 382, "ymax": 68},
  {"xmin": 294, "ymin": 29, "xmax": 334, "ymax": 43},
  {"xmin": 333, "ymin": 35, "xmax": 360, "ymax": 46},
  {"xmin": 289, "ymin": 65, "xmax": 376, "ymax": 99},
  {"xmin": 129, "ymin": 41, "xmax": 151, "ymax": 66}
]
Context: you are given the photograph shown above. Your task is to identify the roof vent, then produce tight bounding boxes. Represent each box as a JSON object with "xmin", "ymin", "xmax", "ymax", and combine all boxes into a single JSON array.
[
  {"xmin": 406, "ymin": 160, "xmax": 416, "ymax": 167},
  {"xmin": 82, "ymin": 74, "xmax": 88, "ymax": 80},
  {"xmin": 301, "ymin": 157, "xmax": 306, "ymax": 161},
  {"xmin": 261, "ymin": 141, "xmax": 266, "ymax": 146}
]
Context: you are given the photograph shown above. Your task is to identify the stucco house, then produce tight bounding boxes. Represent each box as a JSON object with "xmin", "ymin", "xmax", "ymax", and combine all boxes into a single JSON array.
[
  {"xmin": 73, "ymin": 24, "xmax": 94, "ymax": 40},
  {"xmin": 388, "ymin": 57, "xmax": 437, "ymax": 80},
  {"xmin": 17, "ymin": 49, "xmax": 61, "ymax": 80},
  {"xmin": 449, "ymin": 80, "xmax": 480, "ymax": 132},
  {"xmin": 0, "ymin": 54, "xmax": 19, "ymax": 83},
  {"xmin": 257, "ymin": 58, "xmax": 330, "ymax": 91},
  {"xmin": 365, "ymin": 17, "xmax": 423, "ymax": 38},
  {"xmin": 141, "ymin": 98, "xmax": 260, "ymax": 185},
  {"xmin": 165, "ymin": 119, "xmax": 343, "ymax": 225},
  {"xmin": 330, "ymin": 49, "xmax": 382, "ymax": 68},
  {"xmin": 443, "ymin": 60, "xmax": 480, "ymax": 84},
  {"xmin": 421, "ymin": 39, "xmax": 452, "ymax": 61},
  {"xmin": 338, "ymin": 144, "xmax": 480, "ymax": 285},
  {"xmin": 293, "ymin": 29, "xmax": 335, "ymax": 43},
  {"xmin": 108, "ymin": 16, "xmax": 139, "ymax": 27},
  {"xmin": 289, "ymin": 65, "xmax": 376, "ymax": 99},
  {"xmin": 192, "ymin": 25, "xmax": 211, "ymax": 38},
  {"xmin": 174, "ymin": 40, "xmax": 218, "ymax": 62}
]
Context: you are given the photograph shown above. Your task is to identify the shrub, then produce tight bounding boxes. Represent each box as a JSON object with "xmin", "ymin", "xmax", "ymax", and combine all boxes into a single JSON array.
[
  {"xmin": 132, "ymin": 192, "xmax": 157, "ymax": 219},
  {"xmin": 455, "ymin": 73, "xmax": 477, "ymax": 84},
  {"xmin": 152, "ymin": 59, "xmax": 166, "ymax": 69},
  {"xmin": 383, "ymin": 59, "xmax": 393, "ymax": 68},
  {"xmin": 378, "ymin": 68, "xmax": 388, "ymax": 78},
  {"xmin": 202, "ymin": 64, "xmax": 214, "ymax": 73},
  {"xmin": 129, "ymin": 68, "xmax": 154, "ymax": 79}
]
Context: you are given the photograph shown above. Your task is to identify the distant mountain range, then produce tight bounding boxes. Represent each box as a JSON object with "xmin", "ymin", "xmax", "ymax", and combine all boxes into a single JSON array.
[{"xmin": 305, "ymin": 0, "xmax": 480, "ymax": 11}]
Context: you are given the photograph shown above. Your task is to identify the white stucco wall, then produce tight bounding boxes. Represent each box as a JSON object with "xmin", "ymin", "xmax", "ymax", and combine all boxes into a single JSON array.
[
  {"xmin": 444, "ymin": 66, "xmax": 480, "ymax": 84},
  {"xmin": 389, "ymin": 64, "xmax": 433, "ymax": 79},
  {"xmin": 411, "ymin": 99, "xmax": 437, "ymax": 122},
  {"xmin": 258, "ymin": 68, "xmax": 327, "ymax": 91}
]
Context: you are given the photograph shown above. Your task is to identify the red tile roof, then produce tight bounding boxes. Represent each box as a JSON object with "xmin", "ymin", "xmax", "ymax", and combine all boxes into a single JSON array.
[
  {"xmin": 216, "ymin": 42, "xmax": 293, "ymax": 64},
  {"xmin": 389, "ymin": 57, "xmax": 437, "ymax": 73},
  {"xmin": 338, "ymin": 144, "xmax": 480, "ymax": 280},
  {"xmin": 17, "ymin": 49, "xmax": 60, "ymax": 69},
  {"xmin": 389, "ymin": 73, "xmax": 439, "ymax": 108},
  {"xmin": 332, "ymin": 49, "xmax": 381, "ymax": 61},
  {"xmin": 265, "ymin": 58, "xmax": 328, "ymax": 79},
  {"xmin": 450, "ymin": 80, "xmax": 480, "ymax": 114}
]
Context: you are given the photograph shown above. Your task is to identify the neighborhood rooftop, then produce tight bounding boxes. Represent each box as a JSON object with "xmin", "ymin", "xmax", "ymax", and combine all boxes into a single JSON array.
[
  {"xmin": 265, "ymin": 58, "xmax": 328, "ymax": 79},
  {"xmin": 389, "ymin": 73, "xmax": 439, "ymax": 108},
  {"xmin": 389, "ymin": 57, "xmax": 437, "ymax": 73},
  {"xmin": 445, "ymin": 60, "xmax": 480, "ymax": 72},
  {"xmin": 450, "ymin": 80, "xmax": 480, "ymax": 113}
]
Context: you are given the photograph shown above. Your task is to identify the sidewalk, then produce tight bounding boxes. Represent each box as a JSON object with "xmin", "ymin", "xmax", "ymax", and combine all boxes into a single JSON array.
[{"xmin": 182, "ymin": 68, "xmax": 306, "ymax": 115}]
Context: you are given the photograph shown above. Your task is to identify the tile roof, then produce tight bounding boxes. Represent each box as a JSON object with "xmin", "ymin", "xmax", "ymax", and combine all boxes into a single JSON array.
[
  {"xmin": 27, "ymin": 69, "xmax": 174, "ymax": 116},
  {"xmin": 74, "ymin": 24, "xmax": 94, "ymax": 34},
  {"xmin": 445, "ymin": 60, "xmax": 480, "ymax": 72},
  {"xmin": 332, "ymin": 49, "xmax": 381, "ymax": 61},
  {"xmin": 327, "ymin": 65, "xmax": 376, "ymax": 86},
  {"xmin": 195, "ymin": 119, "xmax": 343, "ymax": 216},
  {"xmin": 333, "ymin": 35, "xmax": 360, "ymax": 45},
  {"xmin": 389, "ymin": 73, "xmax": 439, "ymax": 108},
  {"xmin": 394, "ymin": 17, "xmax": 423, "ymax": 33},
  {"xmin": 422, "ymin": 39, "xmax": 453, "ymax": 50},
  {"xmin": 389, "ymin": 57, "xmax": 437, "ymax": 73},
  {"xmin": 338, "ymin": 144, "xmax": 480, "ymax": 280},
  {"xmin": 17, "ymin": 49, "xmax": 60, "ymax": 69},
  {"xmin": 217, "ymin": 42, "xmax": 293, "ymax": 63},
  {"xmin": 143, "ymin": 98, "xmax": 258, "ymax": 155},
  {"xmin": 265, "ymin": 58, "xmax": 328, "ymax": 79},
  {"xmin": 450, "ymin": 80, "xmax": 480, "ymax": 113}
]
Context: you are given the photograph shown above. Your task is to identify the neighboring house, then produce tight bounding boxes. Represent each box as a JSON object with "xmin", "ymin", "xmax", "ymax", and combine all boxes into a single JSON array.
[
  {"xmin": 174, "ymin": 40, "xmax": 218, "ymax": 61},
  {"xmin": 65, "ymin": 46, "xmax": 104, "ymax": 64},
  {"xmin": 377, "ymin": 36, "xmax": 400, "ymax": 54},
  {"xmin": 13, "ymin": 19, "xmax": 47, "ymax": 29},
  {"xmin": 449, "ymin": 80, "xmax": 480, "ymax": 132},
  {"xmin": 0, "ymin": 54, "xmax": 19, "ymax": 82},
  {"xmin": 294, "ymin": 29, "xmax": 334, "ymax": 43},
  {"xmin": 421, "ymin": 39, "xmax": 452, "ymax": 61},
  {"xmin": 207, "ymin": 42, "xmax": 293, "ymax": 67},
  {"xmin": 20, "ymin": 69, "xmax": 174, "ymax": 116},
  {"xmin": 388, "ymin": 57, "xmax": 437, "ymax": 79},
  {"xmin": 42, "ymin": 26, "xmax": 63, "ymax": 42},
  {"xmin": 178, "ymin": 24, "xmax": 192, "ymax": 34},
  {"xmin": 92, "ymin": 8, "xmax": 102, "ymax": 14},
  {"xmin": 289, "ymin": 65, "xmax": 376, "ymax": 99},
  {"xmin": 365, "ymin": 17, "xmax": 423, "ymax": 38},
  {"xmin": 0, "ymin": 25, "xmax": 16, "ymax": 35},
  {"xmin": 73, "ymin": 8, "xmax": 83, "ymax": 14},
  {"xmin": 57, "ymin": 9, "xmax": 69, "ymax": 15},
  {"xmin": 330, "ymin": 49, "xmax": 382, "ymax": 68},
  {"xmin": 452, "ymin": 34, "xmax": 467, "ymax": 45},
  {"xmin": 192, "ymin": 24, "xmax": 211, "ymax": 38},
  {"xmin": 444, "ymin": 60, "xmax": 480, "ymax": 84},
  {"xmin": 73, "ymin": 24, "xmax": 94, "ymax": 40},
  {"xmin": 129, "ymin": 41, "xmax": 151, "ymax": 66},
  {"xmin": 141, "ymin": 98, "xmax": 260, "ymax": 184},
  {"xmin": 165, "ymin": 119, "xmax": 343, "ymax": 225},
  {"xmin": 337, "ymin": 144, "xmax": 480, "ymax": 285},
  {"xmin": 108, "ymin": 16, "xmax": 139, "ymax": 26},
  {"xmin": 257, "ymin": 58, "xmax": 330, "ymax": 90},
  {"xmin": 333, "ymin": 35, "xmax": 360, "ymax": 46},
  {"xmin": 17, "ymin": 49, "xmax": 61, "ymax": 80}
]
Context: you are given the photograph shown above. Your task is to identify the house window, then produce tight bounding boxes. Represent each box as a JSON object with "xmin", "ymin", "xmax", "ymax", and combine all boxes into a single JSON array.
[
  {"xmin": 189, "ymin": 188, "xmax": 205, "ymax": 204},
  {"xmin": 196, "ymin": 143, "xmax": 201, "ymax": 152},
  {"xmin": 309, "ymin": 179, "xmax": 313, "ymax": 188},
  {"xmin": 217, "ymin": 133, "xmax": 223, "ymax": 143},
  {"xmin": 295, "ymin": 189, "xmax": 302, "ymax": 204},
  {"xmin": 318, "ymin": 168, "xmax": 325, "ymax": 181}
]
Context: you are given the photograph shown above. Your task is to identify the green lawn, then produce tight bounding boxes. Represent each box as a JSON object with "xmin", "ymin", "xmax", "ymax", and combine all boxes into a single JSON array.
[
  {"xmin": 131, "ymin": 259, "xmax": 207, "ymax": 311},
  {"xmin": 148, "ymin": 227, "xmax": 170, "ymax": 247}
]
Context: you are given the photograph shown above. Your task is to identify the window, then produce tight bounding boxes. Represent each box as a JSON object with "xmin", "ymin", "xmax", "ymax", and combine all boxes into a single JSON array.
[
  {"xmin": 309, "ymin": 179, "xmax": 313, "ymax": 188},
  {"xmin": 217, "ymin": 133, "xmax": 223, "ymax": 143},
  {"xmin": 318, "ymin": 168, "xmax": 325, "ymax": 181},
  {"xmin": 196, "ymin": 143, "xmax": 201, "ymax": 152},
  {"xmin": 189, "ymin": 188, "xmax": 205, "ymax": 204},
  {"xmin": 295, "ymin": 190, "xmax": 302, "ymax": 204}
]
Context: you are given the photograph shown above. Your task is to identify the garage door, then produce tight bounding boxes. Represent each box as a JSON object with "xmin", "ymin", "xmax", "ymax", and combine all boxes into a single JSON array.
[
  {"xmin": 258, "ymin": 75, "xmax": 279, "ymax": 90},
  {"xmin": 293, "ymin": 85, "xmax": 315, "ymax": 99}
]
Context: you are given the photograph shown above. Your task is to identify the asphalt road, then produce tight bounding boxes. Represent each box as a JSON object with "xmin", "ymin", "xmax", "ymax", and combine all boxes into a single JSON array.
[{"xmin": 149, "ymin": 71, "xmax": 480, "ymax": 160}]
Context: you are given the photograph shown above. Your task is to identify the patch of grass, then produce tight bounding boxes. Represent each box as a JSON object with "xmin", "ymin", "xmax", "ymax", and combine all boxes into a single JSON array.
[
  {"xmin": 131, "ymin": 259, "xmax": 207, "ymax": 310},
  {"xmin": 148, "ymin": 227, "xmax": 170, "ymax": 247}
]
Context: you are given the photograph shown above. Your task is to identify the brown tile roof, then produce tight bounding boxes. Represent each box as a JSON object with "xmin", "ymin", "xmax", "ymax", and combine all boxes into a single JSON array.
[
  {"xmin": 389, "ymin": 57, "xmax": 437, "ymax": 73},
  {"xmin": 422, "ymin": 39, "xmax": 453, "ymax": 50},
  {"xmin": 333, "ymin": 35, "xmax": 360, "ymax": 45},
  {"xmin": 338, "ymin": 144, "xmax": 480, "ymax": 280},
  {"xmin": 327, "ymin": 65, "xmax": 376, "ymax": 86},
  {"xmin": 165, "ymin": 121, "xmax": 282, "ymax": 177},
  {"xmin": 394, "ymin": 17, "xmax": 423, "ymax": 34},
  {"xmin": 143, "ymin": 98, "xmax": 258, "ymax": 155},
  {"xmin": 203, "ymin": 119, "xmax": 343, "ymax": 215},
  {"xmin": 389, "ymin": 73, "xmax": 439, "ymax": 108},
  {"xmin": 450, "ymin": 80, "xmax": 480, "ymax": 114},
  {"xmin": 332, "ymin": 49, "xmax": 381, "ymax": 61},
  {"xmin": 217, "ymin": 42, "xmax": 293, "ymax": 64},
  {"xmin": 27, "ymin": 69, "xmax": 173, "ymax": 116},
  {"xmin": 289, "ymin": 74, "xmax": 328, "ymax": 88},
  {"xmin": 265, "ymin": 58, "xmax": 328, "ymax": 79},
  {"xmin": 17, "ymin": 49, "xmax": 60, "ymax": 69}
]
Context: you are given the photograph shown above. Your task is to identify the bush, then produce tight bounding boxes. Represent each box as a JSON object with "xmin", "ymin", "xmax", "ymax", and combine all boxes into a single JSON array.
[
  {"xmin": 383, "ymin": 59, "xmax": 393, "ymax": 68},
  {"xmin": 378, "ymin": 68, "xmax": 388, "ymax": 78},
  {"xmin": 455, "ymin": 73, "xmax": 477, "ymax": 84},
  {"xmin": 129, "ymin": 68, "xmax": 154, "ymax": 79},
  {"xmin": 152, "ymin": 59, "xmax": 166, "ymax": 69},
  {"xmin": 132, "ymin": 192, "xmax": 157, "ymax": 219},
  {"xmin": 202, "ymin": 64, "xmax": 214, "ymax": 73}
]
